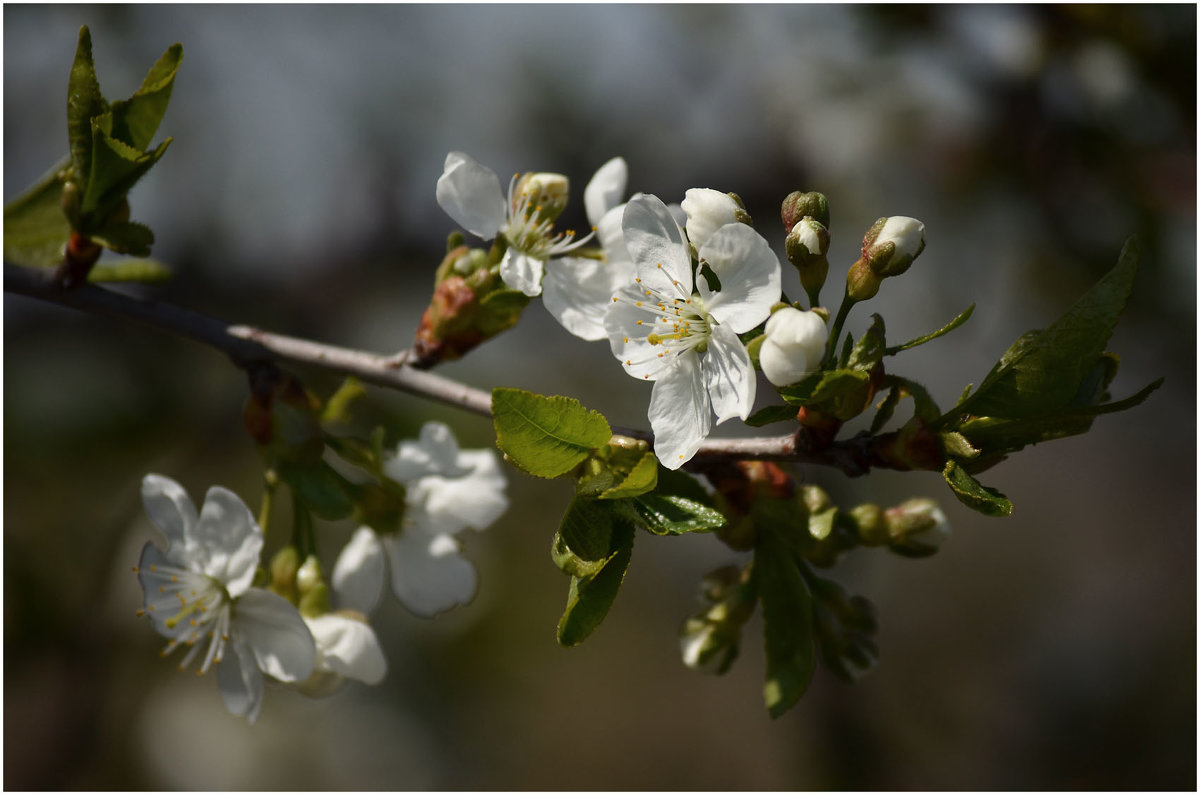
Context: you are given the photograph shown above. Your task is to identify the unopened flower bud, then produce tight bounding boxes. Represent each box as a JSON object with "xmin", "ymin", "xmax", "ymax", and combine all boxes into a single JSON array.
[
  {"xmin": 862, "ymin": 215, "xmax": 925, "ymax": 277},
  {"xmin": 681, "ymin": 188, "xmax": 748, "ymax": 250},
  {"xmin": 297, "ymin": 554, "xmax": 323, "ymax": 595},
  {"xmin": 781, "ymin": 190, "xmax": 830, "ymax": 235},
  {"xmin": 885, "ymin": 498, "xmax": 950, "ymax": 557},
  {"xmin": 848, "ymin": 503, "xmax": 888, "ymax": 546},
  {"xmin": 759, "ymin": 307, "xmax": 829, "ymax": 387},
  {"xmin": 513, "ymin": 172, "xmax": 570, "ymax": 223},
  {"xmin": 269, "ymin": 545, "xmax": 302, "ymax": 602},
  {"xmin": 845, "ymin": 258, "xmax": 883, "ymax": 302}
]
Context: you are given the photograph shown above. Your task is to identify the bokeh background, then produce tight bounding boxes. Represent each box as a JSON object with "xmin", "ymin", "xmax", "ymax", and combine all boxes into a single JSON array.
[{"xmin": 4, "ymin": 4, "xmax": 1195, "ymax": 790}]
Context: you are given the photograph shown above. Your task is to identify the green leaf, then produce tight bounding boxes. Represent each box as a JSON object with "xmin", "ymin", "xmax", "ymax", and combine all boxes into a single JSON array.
[
  {"xmin": 889, "ymin": 375, "xmax": 942, "ymax": 424},
  {"xmin": 846, "ymin": 314, "xmax": 886, "ymax": 372},
  {"xmin": 553, "ymin": 496, "xmax": 628, "ymax": 578},
  {"xmin": 87, "ymin": 258, "xmax": 171, "ymax": 283},
  {"xmin": 957, "ymin": 378, "xmax": 1163, "ymax": 456},
  {"xmin": 492, "ymin": 387, "xmax": 612, "ymax": 479},
  {"xmin": 756, "ymin": 528, "xmax": 816, "ymax": 718},
  {"xmin": 745, "ymin": 404, "xmax": 799, "ymax": 427},
  {"xmin": 108, "ymin": 42, "xmax": 182, "ymax": 151},
  {"xmin": 778, "ymin": 369, "xmax": 870, "ymax": 407},
  {"xmin": 621, "ymin": 493, "xmax": 726, "ymax": 536},
  {"xmin": 92, "ymin": 220, "xmax": 154, "ymax": 256},
  {"xmin": 956, "ymin": 240, "xmax": 1140, "ymax": 420},
  {"xmin": 940, "ymin": 431, "xmax": 980, "ymax": 460},
  {"xmin": 868, "ymin": 384, "xmax": 901, "ymax": 435},
  {"xmin": 80, "ymin": 131, "xmax": 171, "ymax": 224},
  {"xmin": 3, "ymin": 160, "xmax": 71, "ymax": 268},
  {"xmin": 942, "ymin": 460, "xmax": 1012, "ymax": 517},
  {"xmin": 556, "ymin": 517, "xmax": 635, "ymax": 647},
  {"xmin": 886, "ymin": 304, "xmax": 975, "ymax": 355},
  {"xmin": 277, "ymin": 460, "xmax": 356, "ymax": 521},
  {"xmin": 320, "ymin": 377, "xmax": 367, "ymax": 426},
  {"xmin": 67, "ymin": 26, "xmax": 107, "ymax": 188},
  {"xmin": 597, "ymin": 450, "xmax": 659, "ymax": 500},
  {"xmin": 654, "ymin": 466, "xmax": 716, "ymax": 506}
]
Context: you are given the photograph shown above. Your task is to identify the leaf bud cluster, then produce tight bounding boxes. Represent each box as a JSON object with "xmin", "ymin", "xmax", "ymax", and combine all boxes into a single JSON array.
[{"xmin": 679, "ymin": 564, "xmax": 756, "ymax": 675}]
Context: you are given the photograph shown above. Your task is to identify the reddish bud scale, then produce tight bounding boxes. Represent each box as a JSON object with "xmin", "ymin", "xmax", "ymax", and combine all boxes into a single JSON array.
[
  {"xmin": 53, "ymin": 232, "xmax": 103, "ymax": 288},
  {"xmin": 796, "ymin": 406, "xmax": 843, "ymax": 450},
  {"xmin": 869, "ymin": 419, "xmax": 944, "ymax": 472},
  {"xmin": 412, "ymin": 275, "xmax": 485, "ymax": 367}
]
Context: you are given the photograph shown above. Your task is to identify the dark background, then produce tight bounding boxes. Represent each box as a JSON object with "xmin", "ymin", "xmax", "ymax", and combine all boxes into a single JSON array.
[{"xmin": 5, "ymin": 4, "xmax": 1195, "ymax": 789}]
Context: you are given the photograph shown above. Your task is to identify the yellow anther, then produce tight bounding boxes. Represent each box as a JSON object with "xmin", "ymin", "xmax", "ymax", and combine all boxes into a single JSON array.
[
  {"xmin": 635, "ymin": 277, "xmax": 642, "ymax": 283},
  {"xmin": 612, "ymin": 296, "xmax": 618, "ymax": 302},
  {"xmin": 626, "ymin": 359, "xmax": 632, "ymax": 366},
  {"xmin": 132, "ymin": 566, "xmax": 139, "ymax": 573},
  {"xmin": 159, "ymin": 586, "xmax": 166, "ymax": 593},
  {"xmin": 623, "ymin": 337, "xmax": 629, "ymax": 343},
  {"xmin": 171, "ymin": 576, "xmax": 178, "ymax": 583},
  {"xmin": 647, "ymin": 333, "xmax": 663, "ymax": 345},
  {"xmin": 656, "ymin": 263, "xmax": 663, "ymax": 269},
  {"xmin": 149, "ymin": 565, "xmax": 158, "ymax": 572}
]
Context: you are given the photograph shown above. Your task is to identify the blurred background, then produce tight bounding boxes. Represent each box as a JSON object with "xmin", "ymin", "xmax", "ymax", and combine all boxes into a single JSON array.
[{"xmin": 4, "ymin": 4, "xmax": 1195, "ymax": 789}]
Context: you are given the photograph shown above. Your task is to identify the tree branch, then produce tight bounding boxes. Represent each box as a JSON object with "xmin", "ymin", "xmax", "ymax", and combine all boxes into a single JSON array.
[{"xmin": 4, "ymin": 264, "xmax": 902, "ymax": 474}]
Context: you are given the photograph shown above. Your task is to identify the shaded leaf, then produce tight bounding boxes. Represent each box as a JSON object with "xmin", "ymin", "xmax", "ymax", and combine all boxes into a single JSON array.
[
  {"xmin": 745, "ymin": 404, "xmax": 799, "ymax": 427},
  {"xmin": 87, "ymin": 258, "xmax": 171, "ymax": 283},
  {"xmin": 108, "ymin": 42, "xmax": 182, "ymax": 151},
  {"xmin": 622, "ymin": 493, "xmax": 726, "ymax": 536},
  {"xmin": 3, "ymin": 160, "xmax": 71, "ymax": 268},
  {"xmin": 67, "ymin": 26, "xmax": 107, "ymax": 186},
  {"xmin": 557, "ymin": 523, "xmax": 635, "ymax": 647},
  {"xmin": 886, "ymin": 304, "xmax": 975, "ymax": 355},
  {"xmin": 942, "ymin": 460, "xmax": 1012, "ymax": 517},
  {"xmin": 92, "ymin": 220, "xmax": 154, "ymax": 256},
  {"xmin": 756, "ymin": 527, "xmax": 816, "ymax": 718}
]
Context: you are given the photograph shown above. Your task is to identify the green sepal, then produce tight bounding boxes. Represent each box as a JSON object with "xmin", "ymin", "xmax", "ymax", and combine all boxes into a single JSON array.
[
  {"xmin": 492, "ymin": 387, "xmax": 612, "ymax": 479},
  {"xmin": 954, "ymin": 240, "xmax": 1140, "ymax": 421},
  {"xmin": 756, "ymin": 526, "xmax": 816, "ymax": 718},
  {"xmin": 942, "ymin": 460, "xmax": 1012, "ymax": 517},
  {"xmin": 87, "ymin": 258, "xmax": 171, "ymax": 283},
  {"xmin": 745, "ymin": 404, "xmax": 800, "ymax": 427},
  {"xmin": 886, "ymin": 304, "xmax": 975, "ymax": 356}
]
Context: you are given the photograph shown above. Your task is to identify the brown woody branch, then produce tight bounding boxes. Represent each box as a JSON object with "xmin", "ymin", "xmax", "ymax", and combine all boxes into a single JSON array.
[{"xmin": 4, "ymin": 264, "xmax": 912, "ymax": 475}]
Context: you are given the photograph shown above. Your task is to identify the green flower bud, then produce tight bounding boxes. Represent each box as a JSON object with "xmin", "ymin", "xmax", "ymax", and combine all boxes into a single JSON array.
[
  {"xmin": 846, "ymin": 258, "xmax": 883, "ymax": 302},
  {"xmin": 780, "ymin": 190, "xmax": 830, "ymax": 234},
  {"xmin": 885, "ymin": 498, "xmax": 950, "ymax": 557},
  {"xmin": 297, "ymin": 554, "xmax": 323, "ymax": 595},
  {"xmin": 299, "ymin": 581, "xmax": 331, "ymax": 618},
  {"xmin": 848, "ymin": 503, "xmax": 888, "ymax": 546},
  {"xmin": 268, "ymin": 545, "xmax": 302, "ymax": 603},
  {"xmin": 861, "ymin": 215, "xmax": 925, "ymax": 277}
]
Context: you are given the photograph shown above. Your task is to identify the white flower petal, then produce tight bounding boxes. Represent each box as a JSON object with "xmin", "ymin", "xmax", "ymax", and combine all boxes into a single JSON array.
[
  {"xmin": 384, "ymin": 531, "xmax": 478, "ymax": 618},
  {"xmin": 584, "ymin": 156, "xmax": 628, "ymax": 229},
  {"xmin": 697, "ymin": 224, "xmax": 781, "ymax": 333},
  {"xmin": 217, "ymin": 638, "xmax": 264, "ymax": 723},
  {"xmin": 604, "ymin": 287, "xmax": 681, "ymax": 381},
  {"xmin": 703, "ymin": 322, "xmax": 757, "ymax": 423},
  {"xmin": 408, "ymin": 450, "xmax": 508, "ymax": 536},
  {"xmin": 140, "ymin": 474, "xmax": 199, "ymax": 564},
  {"xmin": 595, "ymin": 204, "xmax": 632, "ymax": 264},
  {"xmin": 759, "ymin": 308, "xmax": 829, "ymax": 386},
  {"xmin": 499, "ymin": 249, "xmax": 545, "ymax": 297},
  {"xmin": 543, "ymin": 255, "xmax": 633, "ymax": 341},
  {"xmin": 193, "ymin": 487, "xmax": 263, "ymax": 597},
  {"xmin": 648, "ymin": 352, "xmax": 712, "ymax": 469},
  {"xmin": 305, "ymin": 614, "xmax": 388, "ymax": 686},
  {"xmin": 233, "ymin": 587, "xmax": 316, "ymax": 683},
  {"xmin": 681, "ymin": 188, "xmax": 740, "ymax": 251},
  {"xmin": 386, "ymin": 421, "xmax": 468, "ymax": 482},
  {"xmin": 622, "ymin": 194, "xmax": 692, "ymax": 296},
  {"xmin": 331, "ymin": 526, "xmax": 387, "ymax": 615},
  {"xmin": 435, "ymin": 151, "xmax": 507, "ymax": 240}
]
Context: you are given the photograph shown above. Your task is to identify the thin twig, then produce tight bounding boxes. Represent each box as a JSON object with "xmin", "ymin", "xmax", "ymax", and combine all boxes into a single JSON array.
[{"xmin": 4, "ymin": 264, "xmax": 889, "ymax": 473}]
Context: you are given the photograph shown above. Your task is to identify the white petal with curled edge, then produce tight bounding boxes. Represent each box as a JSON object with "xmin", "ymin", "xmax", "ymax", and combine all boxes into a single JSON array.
[
  {"xmin": 543, "ymin": 255, "xmax": 632, "ymax": 341},
  {"xmin": 386, "ymin": 421, "xmax": 468, "ymax": 482},
  {"xmin": 703, "ymin": 322, "xmax": 756, "ymax": 423},
  {"xmin": 622, "ymin": 194, "xmax": 692, "ymax": 296},
  {"xmin": 385, "ymin": 531, "xmax": 478, "ymax": 618},
  {"xmin": 305, "ymin": 614, "xmax": 388, "ymax": 686},
  {"xmin": 697, "ymin": 224, "xmax": 781, "ymax": 333},
  {"xmin": 647, "ymin": 352, "xmax": 712, "ymax": 469},
  {"xmin": 331, "ymin": 527, "xmax": 387, "ymax": 615},
  {"xmin": 499, "ymin": 249, "xmax": 545, "ymax": 297},
  {"xmin": 681, "ymin": 188, "xmax": 739, "ymax": 251},
  {"xmin": 408, "ymin": 451, "xmax": 508, "ymax": 537},
  {"xmin": 233, "ymin": 587, "xmax": 316, "ymax": 683},
  {"xmin": 584, "ymin": 156, "xmax": 628, "ymax": 229},
  {"xmin": 140, "ymin": 474, "xmax": 199, "ymax": 566},
  {"xmin": 193, "ymin": 487, "xmax": 263, "ymax": 597},
  {"xmin": 435, "ymin": 151, "xmax": 507, "ymax": 241},
  {"xmin": 217, "ymin": 637, "xmax": 265, "ymax": 723},
  {"xmin": 595, "ymin": 204, "xmax": 632, "ymax": 264}
]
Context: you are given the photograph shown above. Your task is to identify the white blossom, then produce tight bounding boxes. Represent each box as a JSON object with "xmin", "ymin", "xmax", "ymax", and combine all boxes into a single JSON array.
[
  {"xmin": 294, "ymin": 612, "xmax": 388, "ymax": 697},
  {"xmin": 605, "ymin": 194, "xmax": 781, "ymax": 468},
  {"xmin": 758, "ymin": 307, "xmax": 829, "ymax": 386},
  {"xmin": 331, "ymin": 422, "xmax": 508, "ymax": 617},
  {"xmin": 868, "ymin": 215, "xmax": 925, "ymax": 274},
  {"xmin": 435, "ymin": 151, "xmax": 592, "ymax": 297},
  {"xmin": 136, "ymin": 474, "xmax": 315, "ymax": 723},
  {"xmin": 679, "ymin": 188, "xmax": 741, "ymax": 251}
]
